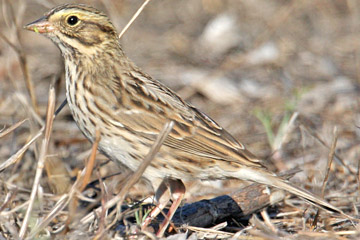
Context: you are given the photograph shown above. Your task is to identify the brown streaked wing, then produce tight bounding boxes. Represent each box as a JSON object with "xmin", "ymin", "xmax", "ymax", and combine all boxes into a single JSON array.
[{"xmin": 108, "ymin": 69, "xmax": 264, "ymax": 168}]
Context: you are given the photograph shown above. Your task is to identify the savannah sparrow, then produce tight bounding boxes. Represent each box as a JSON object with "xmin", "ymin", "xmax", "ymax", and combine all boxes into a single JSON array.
[{"xmin": 25, "ymin": 4, "xmax": 347, "ymax": 236}]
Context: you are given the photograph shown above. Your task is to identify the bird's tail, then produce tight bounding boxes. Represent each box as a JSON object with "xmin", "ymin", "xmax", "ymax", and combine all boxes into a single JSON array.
[{"xmin": 235, "ymin": 167, "xmax": 350, "ymax": 217}]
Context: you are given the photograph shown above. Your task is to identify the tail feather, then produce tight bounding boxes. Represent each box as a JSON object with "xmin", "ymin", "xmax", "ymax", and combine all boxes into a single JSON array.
[
  {"xmin": 236, "ymin": 168, "xmax": 350, "ymax": 217},
  {"xmin": 267, "ymin": 175, "xmax": 342, "ymax": 213}
]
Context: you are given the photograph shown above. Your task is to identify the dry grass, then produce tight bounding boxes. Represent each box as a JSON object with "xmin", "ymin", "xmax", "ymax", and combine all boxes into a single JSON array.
[{"xmin": 1, "ymin": 0, "xmax": 360, "ymax": 239}]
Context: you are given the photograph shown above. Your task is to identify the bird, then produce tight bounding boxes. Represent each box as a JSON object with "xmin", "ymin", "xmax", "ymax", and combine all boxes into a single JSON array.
[{"xmin": 25, "ymin": 3, "xmax": 349, "ymax": 236}]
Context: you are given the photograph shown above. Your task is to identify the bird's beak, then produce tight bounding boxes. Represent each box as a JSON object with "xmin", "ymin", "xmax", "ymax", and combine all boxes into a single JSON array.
[{"xmin": 24, "ymin": 16, "xmax": 54, "ymax": 33}]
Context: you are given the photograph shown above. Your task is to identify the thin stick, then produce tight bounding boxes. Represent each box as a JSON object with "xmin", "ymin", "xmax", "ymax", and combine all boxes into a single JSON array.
[
  {"xmin": 0, "ymin": 91, "xmax": 63, "ymax": 172},
  {"xmin": 0, "ymin": 126, "xmax": 43, "ymax": 172},
  {"xmin": 260, "ymin": 209, "xmax": 277, "ymax": 233},
  {"xmin": 94, "ymin": 170, "xmax": 107, "ymax": 239},
  {"xmin": 321, "ymin": 126, "xmax": 338, "ymax": 197},
  {"xmin": 116, "ymin": 121, "xmax": 174, "ymax": 200},
  {"xmin": 0, "ymin": 189, "xmax": 18, "ymax": 212},
  {"xmin": 300, "ymin": 123, "xmax": 353, "ymax": 173},
  {"xmin": 28, "ymin": 177, "xmax": 83, "ymax": 239},
  {"xmin": 107, "ymin": 121, "xmax": 174, "ymax": 229},
  {"xmin": 312, "ymin": 127, "xmax": 338, "ymax": 228},
  {"xmin": 15, "ymin": 93, "xmax": 44, "ymax": 127},
  {"xmin": 19, "ymin": 86, "xmax": 56, "ymax": 239},
  {"xmin": 0, "ymin": 118, "xmax": 28, "ymax": 139},
  {"xmin": 118, "ymin": 0, "xmax": 152, "ymax": 39},
  {"xmin": 81, "ymin": 121, "xmax": 174, "ymax": 225}
]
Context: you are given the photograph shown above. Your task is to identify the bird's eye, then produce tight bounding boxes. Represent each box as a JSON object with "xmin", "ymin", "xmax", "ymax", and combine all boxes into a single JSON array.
[{"xmin": 67, "ymin": 15, "xmax": 78, "ymax": 26}]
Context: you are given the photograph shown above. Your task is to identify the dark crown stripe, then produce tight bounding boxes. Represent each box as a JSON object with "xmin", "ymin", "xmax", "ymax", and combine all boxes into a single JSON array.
[{"xmin": 47, "ymin": 4, "xmax": 104, "ymax": 18}]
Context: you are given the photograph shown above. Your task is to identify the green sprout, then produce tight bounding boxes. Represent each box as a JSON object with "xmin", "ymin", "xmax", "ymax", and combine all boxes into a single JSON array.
[
  {"xmin": 253, "ymin": 93, "xmax": 301, "ymax": 151},
  {"xmin": 135, "ymin": 205, "xmax": 152, "ymax": 226},
  {"xmin": 254, "ymin": 108, "xmax": 275, "ymax": 148}
]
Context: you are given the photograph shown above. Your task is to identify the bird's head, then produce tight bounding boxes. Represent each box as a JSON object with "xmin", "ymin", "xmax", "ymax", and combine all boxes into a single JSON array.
[{"xmin": 25, "ymin": 4, "xmax": 118, "ymax": 56}]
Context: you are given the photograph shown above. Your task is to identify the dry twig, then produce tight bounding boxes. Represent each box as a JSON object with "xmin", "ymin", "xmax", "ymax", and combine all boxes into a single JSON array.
[
  {"xmin": 118, "ymin": 0, "xmax": 152, "ymax": 39},
  {"xmin": 19, "ymin": 86, "xmax": 55, "ymax": 238},
  {"xmin": 0, "ymin": 118, "xmax": 28, "ymax": 139},
  {"xmin": 80, "ymin": 121, "xmax": 174, "ymax": 226},
  {"xmin": 312, "ymin": 127, "xmax": 338, "ymax": 228}
]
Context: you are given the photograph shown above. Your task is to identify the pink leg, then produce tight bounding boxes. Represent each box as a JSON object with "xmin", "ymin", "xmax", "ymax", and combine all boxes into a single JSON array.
[
  {"xmin": 141, "ymin": 179, "xmax": 185, "ymax": 237},
  {"xmin": 156, "ymin": 179, "xmax": 185, "ymax": 237},
  {"xmin": 141, "ymin": 179, "xmax": 169, "ymax": 229}
]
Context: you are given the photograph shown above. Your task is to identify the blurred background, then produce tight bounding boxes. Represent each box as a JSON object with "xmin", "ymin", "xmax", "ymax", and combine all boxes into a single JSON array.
[{"xmin": 1, "ymin": 0, "xmax": 360, "ymax": 235}]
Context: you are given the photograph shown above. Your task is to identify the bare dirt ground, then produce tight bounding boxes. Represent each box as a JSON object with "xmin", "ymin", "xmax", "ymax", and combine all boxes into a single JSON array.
[{"xmin": 1, "ymin": 0, "xmax": 360, "ymax": 239}]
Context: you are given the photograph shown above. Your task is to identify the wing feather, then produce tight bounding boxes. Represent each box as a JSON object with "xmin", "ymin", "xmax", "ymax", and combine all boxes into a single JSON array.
[{"xmin": 109, "ymin": 68, "xmax": 264, "ymax": 168}]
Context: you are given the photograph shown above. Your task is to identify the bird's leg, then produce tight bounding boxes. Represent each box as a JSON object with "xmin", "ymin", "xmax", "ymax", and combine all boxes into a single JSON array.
[
  {"xmin": 156, "ymin": 179, "xmax": 185, "ymax": 237},
  {"xmin": 141, "ymin": 179, "xmax": 185, "ymax": 237},
  {"xmin": 141, "ymin": 179, "xmax": 169, "ymax": 229}
]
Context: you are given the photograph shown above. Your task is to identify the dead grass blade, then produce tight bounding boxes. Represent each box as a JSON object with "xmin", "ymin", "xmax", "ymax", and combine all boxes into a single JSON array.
[
  {"xmin": 321, "ymin": 127, "xmax": 338, "ymax": 197},
  {"xmin": 118, "ymin": 0, "xmax": 152, "ymax": 39},
  {"xmin": 19, "ymin": 86, "xmax": 56, "ymax": 238},
  {"xmin": 260, "ymin": 209, "xmax": 278, "ymax": 234},
  {"xmin": 186, "ymin": 222, "xmax": 234, "ymax": 239},
  {"xmin": 106, "ymin": 120, "xmax": 174, "ymax": 230},
  {"xmin": 312, "ymin": 127, "xmax": 338, "ymax": 227},
  {"xmin": 15, "ymin": 92, "xmax": 44, "ymax": 127},
  {"xmin": 27, "ymin": 177, "xmax": 82, "ymax": 239},
  {"xmin": 0, "ymin": 126, "xmax": 43, "ymax": 172},
  {"xmin": 93, "ymin": 170, "xmax": 108, "ymax": 240},
  {"xmin": 300, "ymin": 123, "xmax": 354, "ymax": 174},
  {"xmin": 0, "ymin": 118, "xmax": 28, "ymax": 139}
]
